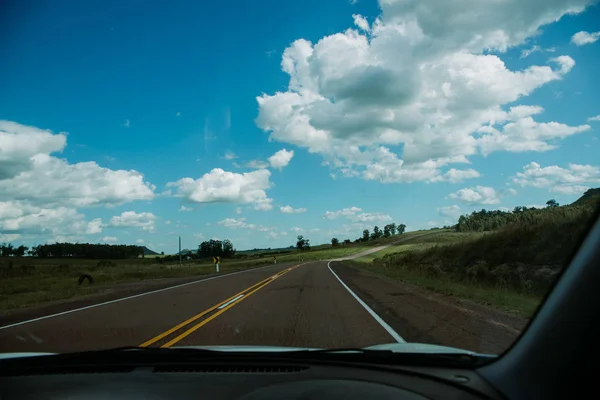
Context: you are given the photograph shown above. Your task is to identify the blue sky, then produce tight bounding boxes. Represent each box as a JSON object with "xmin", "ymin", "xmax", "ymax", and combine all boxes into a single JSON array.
[{"xmin": 1, "ymin": 0, "xmax": 599, "ymax": 253}]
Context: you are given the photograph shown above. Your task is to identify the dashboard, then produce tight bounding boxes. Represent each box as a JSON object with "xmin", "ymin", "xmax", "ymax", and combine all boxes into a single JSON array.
[{"xmin": 1, "ymin": 361, "xmax": 501, "ymax": 399}]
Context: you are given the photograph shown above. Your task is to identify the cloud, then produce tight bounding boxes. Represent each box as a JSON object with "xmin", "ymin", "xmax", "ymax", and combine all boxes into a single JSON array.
[
  {"xmin": 280, "ymin": 205, "xmax": 307, "ymax": 213},
  {"xmin": 0, "ymin": 120, "xmax": 66, "ymax": 180},
  {"xmin": 136, "ymin": 239, "xmax": 144, "ymax": 244},
  {"xmin": 218, "ymin": 217, "xmax": 256, "ymax": 229},
  {"xmin": 587, "ymin": 115, "xmax": 600, "ymax": 122},
  {"xmin": 179, "ymin": 205, "xmax": 192, "ymax": 212},
  {"xmin": 245, "ymin": 160, "xmax": 270, "ymax": 169},
  {"xmin": 0, "ymin": 234, "xmax": 21, "ymax": 242},
  {"xmin": 0, "ymin": 154, "xmax": 156, "ymax": 208},
  {"xmin": 193, "ymin": 233, "xmax": 205, "ymax": 239},
  {"xmin": 571, "ymin": 31, "xmax": 600, "ymax": 46},
  {"xmin": 255, "ymin": 1, "xmax": 589, "ymax": 183},
  {"xmin": 101, "ymin": 236, "xmax": 118, "ymax": 243},
  {"xmin": 520, "ymin": 45, "xmax": 541, "ymax": 58},
  {"xmin": 176, "ymin": 112, "xmax": 181, "ymax": 117},
  {"xmin": 268, "ymin": 149, "xmax": 294, "ymax": 170},
  {"xmin": 0, "ymin": 121, "xmax": 156, "ymax": 209},
  {"xmin": 253, "ymin": 198, "xmax": 274, "ymax": 211},
  {"xmin": 324, "ymin": 206, "xmax": 362, "ymax": 219},
  {"xmin": 223, "ymin": 151, "xmax": 238, "ymax": 160},
  {"xmin": 235, "ymin": 207, "xmax": 242, "ymax": 214},
  {"xmin": 512, "ymin": 162, "xmax": 600, "ymax": 195},
  {"xmin": 448, "ymin": 186, "xmax": 501, "ymax": 205},
  {"xmin": 477, "ymin": 106, "xmax": 590, "ymax": 155},
  {"xmin": 108, "ymin": 211, "xmax": 157, "ymax": 231},
  {"xmin": 165, "ymin": 220, "xmax": 171, "ymax": 225},
  {"xmin": 266, "ymin": 231, "xmax": 281, "ymax": 239},
  {"xmin": 431, "ymin": 168, "xmax": 481, "ymax": 183},
  {"xmin": 323, "ymin": 206, "xmax": 391, "ymax": 223},
  {"xmin": 0, "ymin": 201, "xmax": 103, "ymax": 237},
  {"xmin": 437, "ymin": 205, "xmax": 462, "ymax": 219},
  {"xmin": 123, "ymin": 119, "xmax": 131, "ymax": 128},
  {"xmin": 352, "ymin": 14, "xmax": 370, "ymax": 32},
  {"xmin": 167, "ymin": 168, "xmax": 273, "ymax": 209}
]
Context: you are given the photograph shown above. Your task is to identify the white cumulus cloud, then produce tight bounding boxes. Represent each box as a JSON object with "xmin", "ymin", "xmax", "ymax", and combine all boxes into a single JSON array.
[
  {"xmin": 448, "ymin": 186, "xmax": 501, "ymax": 205},
  {"xmin": 108, "ymin": 211, "xmax": 156, "ymax": 231},
  {"xmin": 218, "ymin": 217, "xmax": 256, "ymax": 229},
  {"xmin": 323, "ymin": 206, "xmax": 391, "ymax": 223},
  {"xmin": 571, "ymin": 31, "xmax": 600, "ymax": 46},
  {"xmin": 587, "ymin": 115, "xmax": 600, "ymax": 122},
  {"xmin": 280, "ymin": 205, "xmax": 307, "ymax": 213},
  {"xmin": 167, "ymin": 168, "xmax": 273, "ymax": 210},
  {"xmin": 324, "ymin": 206, "xmax": 362, "ymax": 219},
  {"xmin": 101, "ymin": 236, "xmax": 118, "ymax": 243},
  {"xmin": 268, "ymin": 149, "xmax": 294, "ymax": 170},
  {"xmin": 512, "ymin": 162, "xmax": 600, "ymax": 195},
  {"xmin": 255, "ymin": 0, "xmax": 591, "ymax": 184},
  {"xmin": 0, "ymin": 201, "xmax": 103, "ymax": 237},
  {"xmin": 0, "ymin": 121, "xmax": 155, "ymax": 208}
]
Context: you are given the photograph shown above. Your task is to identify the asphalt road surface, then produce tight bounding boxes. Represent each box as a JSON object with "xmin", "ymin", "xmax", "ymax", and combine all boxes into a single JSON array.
[{"xmin": 0, "ymin": 260, "xmax": 527, "ymax": 355}]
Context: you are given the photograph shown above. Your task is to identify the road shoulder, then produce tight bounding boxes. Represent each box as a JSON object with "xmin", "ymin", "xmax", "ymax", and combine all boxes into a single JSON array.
[{"xmin": 330, "ymin": 262, "xmax": 529, "ymax": 354}]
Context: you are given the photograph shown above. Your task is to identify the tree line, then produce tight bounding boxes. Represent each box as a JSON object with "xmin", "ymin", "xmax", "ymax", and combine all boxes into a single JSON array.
[
  {"xmin": 0, "ymin": 243, "xmax": 144, "ymax": 259},
  {"xmin": 197, "ymin": 239, "xmax": 236, "ymax": 258},
  {"xmin": 455, "ymin": 199, "xmax": 568, "ymax": 232},
  {"xmin": 330, "ymin": 222, "xmax": 407, "ymax": 246}
]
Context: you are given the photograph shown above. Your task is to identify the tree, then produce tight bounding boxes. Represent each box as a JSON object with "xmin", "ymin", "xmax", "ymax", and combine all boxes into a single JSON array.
[
  {"xmin": 296, "ymin": 235, "xmax": 307, "ymax": 251},
  {"xmin": 546, "ymin": 199, "xmax": 559, "ymax": 208},
  {"xmin": 160, "ymin": 251, "xmax": 165, "ymax": 255},
  {"xmin": 383, "ymin": 224, "xmax": 391, "ymax": 238},
  {"xmin": 331, "ymin": 238, "xmax": 339, "ymax": 246},
  {"xmin": 371, "ymin": 226, "xmax": 382, "ymax": 240},
  {"xmin": 389, "ymin": 223, "xmax": 397, "ymax": 235},
  {"xmin": 14, "ymin": 245, "xmax": 27, "ymax": 257},
  {"xmin": 362, "ymin": 229, "xmax": 370, "ymax": 242},
  {"xmin": 222, "ymin": 239, "xmax": 236, "ymax": 257},
  {"xmin": 397, "ymin": 224, "xmax": 406, "ymax": 234}
]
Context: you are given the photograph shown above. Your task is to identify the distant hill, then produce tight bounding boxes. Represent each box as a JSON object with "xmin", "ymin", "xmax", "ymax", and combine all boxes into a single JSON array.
[
  {"xmin": 141, "ymin": 246, "xmax": 159, "ymax": 256},
  {"xmin": 572, "ymin": 188, "xmax": 600, "ymax": 207}
]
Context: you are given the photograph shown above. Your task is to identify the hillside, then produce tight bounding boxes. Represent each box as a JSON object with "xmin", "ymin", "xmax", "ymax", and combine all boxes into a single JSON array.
[
  {"xmin": 371, "ymin": 189, "xmax": 599, "ymax": 300},
  {"xmin": 572, "ymin": 188, "xmax": 600, "ymax": 207},
  {"xmin": 141, "ymin": 246, "xmax": 159, "ymax": 256}
]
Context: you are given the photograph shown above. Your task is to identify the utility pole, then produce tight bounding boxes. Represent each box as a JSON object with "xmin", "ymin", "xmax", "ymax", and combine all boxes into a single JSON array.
[{"xmin": 179, "ymin": 236, "xmax": 182, "ymax": 267}]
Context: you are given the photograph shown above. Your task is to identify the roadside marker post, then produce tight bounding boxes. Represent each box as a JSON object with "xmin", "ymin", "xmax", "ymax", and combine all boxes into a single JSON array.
[
  {"xmin": 213, "ymin": 256, "xmax": 220, "ymax": 272},
  {"xmin": 273, "ymin": 256, "xmax": 277, "ymax": 264}
]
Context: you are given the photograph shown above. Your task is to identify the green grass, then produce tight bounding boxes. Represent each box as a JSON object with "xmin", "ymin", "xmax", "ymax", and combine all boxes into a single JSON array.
[
  {"xmin": 354, "ymin": 243, "xmax": 434, "ymax": 263},
  {"xmin": 0, "ymin": 257, "xmax": 280, "ymax": 312},
  {"xmin": 353, "ymin": 231, "xmax": 486, "ymax": 263},
  {"xmin": 275, "ymin": 245, "xmax": 371, "ymax": 262}
]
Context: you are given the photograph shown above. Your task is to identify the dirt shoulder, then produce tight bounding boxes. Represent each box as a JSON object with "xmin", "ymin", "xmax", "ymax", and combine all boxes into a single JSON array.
[{"xmin": 331, "ymin": 262, "xmax": 530, "ymax": 354}]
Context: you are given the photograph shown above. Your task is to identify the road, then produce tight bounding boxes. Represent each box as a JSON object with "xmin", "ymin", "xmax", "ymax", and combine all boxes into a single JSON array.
[{"xmin": 0, "ymin": 256, "xmax": 526, "ymax": 354}]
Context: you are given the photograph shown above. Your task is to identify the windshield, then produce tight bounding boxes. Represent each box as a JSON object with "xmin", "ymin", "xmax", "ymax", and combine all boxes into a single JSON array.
[{"xmin": 1, "ymin": 0, "xmax": 599, "ymax": 359}]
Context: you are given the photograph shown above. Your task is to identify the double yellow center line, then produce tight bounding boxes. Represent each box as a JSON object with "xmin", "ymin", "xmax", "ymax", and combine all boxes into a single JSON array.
[{"xmin": 139, "ymin": 265, "xmax": 300, "ymax": 348}]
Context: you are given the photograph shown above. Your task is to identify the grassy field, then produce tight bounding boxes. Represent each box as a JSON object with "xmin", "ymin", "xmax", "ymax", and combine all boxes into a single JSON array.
[
  {"xmin": 353, "ymin": 231, "xmax": 488, "ymax": 263},
  {"xmin": 0, "ymin": 256, "xmax": 279, "ymax": 312},
  {"xmin": 349, "ymin": 230, "xmax": 543, "ymax": 317}
]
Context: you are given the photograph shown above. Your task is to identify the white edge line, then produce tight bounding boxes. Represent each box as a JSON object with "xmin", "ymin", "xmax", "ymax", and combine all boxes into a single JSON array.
[
  {"xmin": 217, "ymin": 294, "xmax": 244, "ymax": 310},
  {"xmin": 327, "ymin": 261, "xmax": 405, "ymax": 343},
  {"xmin": 0, "ymin": 264, "xmax": 281, "ymax": 331}
]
